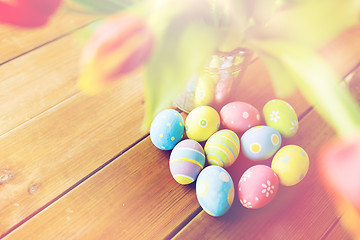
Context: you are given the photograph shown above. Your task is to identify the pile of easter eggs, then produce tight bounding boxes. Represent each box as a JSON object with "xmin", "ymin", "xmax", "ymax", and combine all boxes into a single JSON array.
[{"xmin": 150, "ymin": 99, "xmax": 309, "ymax": 217}]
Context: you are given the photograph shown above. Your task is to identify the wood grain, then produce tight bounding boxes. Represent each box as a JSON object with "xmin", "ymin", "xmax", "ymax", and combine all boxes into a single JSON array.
[
  {"xmin": 0, "ymin": 69, "xmax": 146, "ymax": 236},
  {"xmin": 0, "ymin": 5, "xmax": 97, "ymax": 65},
  {"xmin": 324, "ymin": 219, "xmax": 352, "ymax": 240},
  {"xmin": 0, "ymin": 33, "xmax": 82, "ymax": 136},
  {"xmin": 3, "ymin": 137, "xmax": 201, "ymax": 240},
  {"xmin": 319, "ymin": 25, "xmax": 360, "ymax": 75}
]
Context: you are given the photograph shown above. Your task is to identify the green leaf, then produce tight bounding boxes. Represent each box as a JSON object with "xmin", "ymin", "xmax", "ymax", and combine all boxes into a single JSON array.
[
  {"xmin": 247, "ymin": 39, "xmax": 360, "ymax": 136},
  {"xmin": 143, "ymin": 18, "xmax": 218, "ymax": 128},
  {"xmin": 247, "ymin": 0, "xmax": 360, "ymax": 49},
  {"xmin": 67, "ymin": 0, "xmax": 137, "ymax": 14},
  {"xmin": 257, "ymin": 51, "xmax": 297, "ymax": 97}
]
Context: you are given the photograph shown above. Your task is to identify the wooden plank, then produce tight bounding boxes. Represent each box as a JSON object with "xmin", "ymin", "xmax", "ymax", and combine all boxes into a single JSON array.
[
  {"xmin": 0, "ymin": 71, "xmax": 146, "ymax": 237},
  {"xmin": 319, "ymin": 25, "xmax": 360, "ymax": 75},
  {"xmin": 0, "ymin": 4, "xmax": 97, "ymax": 65},
  {"xmin": 0, "ymin": 33, "xmax": 83, "ymax": 136},
  {"xmin": 324, "ymin": 219, "xmax": 352, "ymax": 240},
  {"xmin": 3, "ymin": 137, "xmax": 201, "ymax": 240}
]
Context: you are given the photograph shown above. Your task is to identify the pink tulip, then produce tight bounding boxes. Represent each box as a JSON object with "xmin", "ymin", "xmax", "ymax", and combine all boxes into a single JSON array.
[
  {"xmin": 0, "ymin": 0, "xmax": 62, "ymax": 28},
  {"xmin": 319, "ymin": 134, "xmax": 360, "ymax": 238},
  {"xmin": 78, "ymin": 13, "xmax": 154, "ymax": 94}
]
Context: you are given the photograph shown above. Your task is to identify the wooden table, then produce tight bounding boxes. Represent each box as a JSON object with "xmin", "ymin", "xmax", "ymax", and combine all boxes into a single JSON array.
[{"xmin": 1, "ymin": 7, "xmax": 360, "ymax": 240}]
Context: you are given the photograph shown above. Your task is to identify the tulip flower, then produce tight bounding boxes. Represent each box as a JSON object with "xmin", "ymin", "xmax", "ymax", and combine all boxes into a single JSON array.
[
  {"xmin": 319, "ymin": 135, "xmax": 360, "ymax": 239},
  {"xmin": 78, "ymin": 13, "xmax": 154, "ymax": 95},
  {"xmin": 0, "ymin": 0, "xmax": 62, "ymax": 28}
]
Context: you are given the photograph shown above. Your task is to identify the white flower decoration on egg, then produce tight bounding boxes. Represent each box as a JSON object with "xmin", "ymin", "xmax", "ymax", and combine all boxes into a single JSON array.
[
  {"xmin": 240, "ymin": 170, "xmax": 253, "ymax": 182},
  {"xmin": 261, "ymin": 180, "xmax": 275, "ymax": 197},
  {"xmin": 269, "ymin": 111, "xmax": 280, "ymax": 122},
  {"xmin": 240, "ymin": 199, "xmax": 252, "ymax": 208},
  {"xmin": 290, "ymin": 120, "xmax": 298, "ymax": 133}
]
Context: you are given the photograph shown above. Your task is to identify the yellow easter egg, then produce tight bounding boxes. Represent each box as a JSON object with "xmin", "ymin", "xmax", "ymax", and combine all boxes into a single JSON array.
[
  {"xmin": 271, "ymin": 145, "xmax": 309, "ymax": 186},
  {"xmin": 194, "ymin": 76, "xmax": 215, "ymax": 107},
  {"xmin": 185, "ymin": 106, "xmax": 220, "ymax": 142}
]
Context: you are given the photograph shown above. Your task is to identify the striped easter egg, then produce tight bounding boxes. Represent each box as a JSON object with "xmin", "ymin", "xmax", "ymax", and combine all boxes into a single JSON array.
[
  {"xmin": 169, "ymin": 139, "xmax": 205, "ymax": 184},
  {"xmin": 204, "ymin": 129, "xmax": 240, "ymax": 168}
]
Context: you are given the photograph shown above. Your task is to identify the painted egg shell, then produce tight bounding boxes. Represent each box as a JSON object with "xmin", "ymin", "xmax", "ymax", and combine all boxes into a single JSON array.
[
  {"xmin": 204, "ymin": 129, "xmax": 240, "ymax": 168},
  {"xmin": 169, "ymin": 139, "xmax": 205, "ymax": 185},
  {"xmin": 196, "ymin": 166, "xmax": 234, "ymax": 216},
  {"xmin": 194, "ymin": 76, "xmax": 216, "ymax": 107},
  {"xmin": 220, "ymin": 102, "xmax": 261, "ymax": 133},
  {"xmin": 185, "ymin": 106, "xmax": 220, "ymax": 142},
  {"xmin": 150, "ymin": 109, "xmax": 184, "ymax": 150},
  {"xmin": 241, "ymin": 126, "xmax": 282, "ymax": 161},
  {"xmin": 263, "ymin": 99, "xmax": 298, "ymax": 138},
  {"xmin": 271, "ymin": 145, "xmax": 309, "ymax": 186},
  {"xmin": 238, "ymin": 165, "xmax": 279, "ymax": 209}
]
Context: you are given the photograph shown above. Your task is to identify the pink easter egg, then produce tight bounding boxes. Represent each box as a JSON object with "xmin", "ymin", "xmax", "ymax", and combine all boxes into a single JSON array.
[
  {"xmin": 238, "ymin": 165, "xmax": 279, "ymax": 209},
  {"xmin": 220, "ymin": 102, "xmax": 261, "ymax": 133}
]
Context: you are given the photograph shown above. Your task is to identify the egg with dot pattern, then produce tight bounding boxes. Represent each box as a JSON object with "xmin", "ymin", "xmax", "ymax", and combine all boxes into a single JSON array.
[
  {"xmin": 204, "ymin": 129, "xmax": 240, "ymax": 167},
  {"xmin": 150, "ymin": 109, "xmax": 184, "ymax": 150},
  {"xmin": 220, "ymin": 101, "xmax": 261, "ymax": 133},
  {"xmin": 185, "ymin": 106, "xmax": 220, "ymax": 142},
  {"xmin": 196, "ymin": 166, "xmax": 234, "ymax": 216},
  {"xmin": 241, "ymin": 126, "xmax": 281, "ymax": 161},
  {"xmin": 169, "ymin": 139, "xmax": 205, "ymax": 184},
  {"xmin": 263, "ymin": 99, "xmax": 298, "ymax": 138},
  {"xmin": 271, "ymin": 145, "xmax": 309, "ymax": 186}
]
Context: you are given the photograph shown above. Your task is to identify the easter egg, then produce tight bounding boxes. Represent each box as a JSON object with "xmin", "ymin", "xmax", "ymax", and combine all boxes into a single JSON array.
[
  {"xmin": 150, "ymin": 109, "xmax": 184, "ymax": 150},
  {"xmin": 196, "ymin": 166, "xmax": 234, "ymax": 216},
  {"xmin": 194, "ymin": 75, "xmax": 216, "ymax": 107},
  {"xmin": 241, "ymin": 126, "xmax": 282, "ymax": 161},
  {"xmin": 263, "ymin": 99, "xmax": 298, "ymax": 138},
  {"xmin": 185, "ymin": 106, "xmax": 220, "ymax": 142},
  {"xmin": 238, "ymin": 165, "xmax": 279, "ymax": 209},
  {"xmin": 204, "ymin": 129, "xmax": 240, "ymax": 168},
  {"xmin": 169, "ymin": 139, "xmax": 205, "ymax": 184},
  {"xmin": 271, "ymin": 145, "xmax": 309, "ymax": 186},
  {"xmin": 220, "ymin": 101, "xmax": 261, "ymax": 133}
]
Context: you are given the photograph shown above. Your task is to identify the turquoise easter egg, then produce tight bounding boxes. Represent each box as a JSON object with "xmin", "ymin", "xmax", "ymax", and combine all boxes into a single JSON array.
[
  {"xmin": 196, "ymin": 166, "xmax": 234, "ymax": 217},
  {"xmin": 150, "ymin": 109, "xmax": 184, "ymax": 150}
]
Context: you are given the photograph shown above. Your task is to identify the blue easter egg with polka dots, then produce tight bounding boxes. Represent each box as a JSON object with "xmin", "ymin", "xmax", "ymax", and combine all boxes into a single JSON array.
[
  {"xmin": 196, "ymin": 166, "xmax": 234, "ymax": 217},
  {"xmin": 150, "ymin": 109, "xmax": 184, "ymax": 150},
  {"xmin": 241, "ymin": 125, "xmax": 282, "ymax": 161}
]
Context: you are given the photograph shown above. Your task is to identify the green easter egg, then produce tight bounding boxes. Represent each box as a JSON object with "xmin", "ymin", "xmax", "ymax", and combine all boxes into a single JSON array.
[{"xmin": 263, "ymin": 99, "xmax": 298, "ymax": 138}]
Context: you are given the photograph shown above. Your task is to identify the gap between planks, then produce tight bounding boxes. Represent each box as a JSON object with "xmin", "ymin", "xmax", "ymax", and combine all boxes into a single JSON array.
[
  {"xmin": 0, "ymin": 20, "xmax": 100, "ymax": 137},
  {"xmin": 0, "ymin": 19, "xmax": 100, "ymax": 67},
  {"xmin": 1, "ymin": 133, "xmax": 149, "ymax": 239}
]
